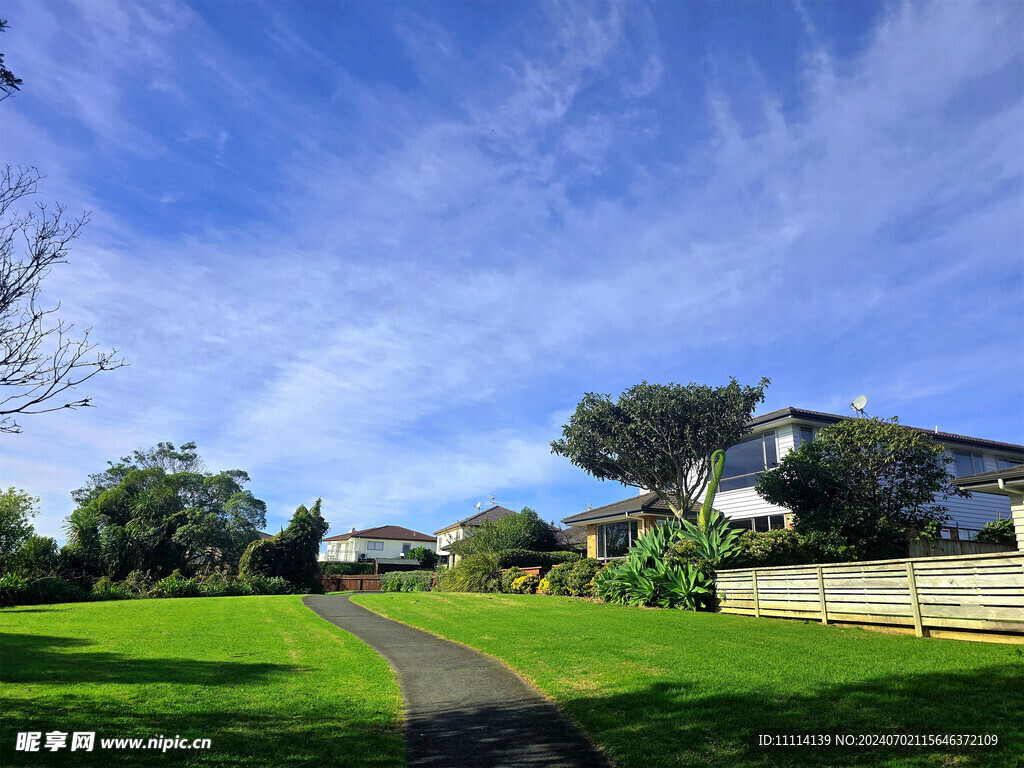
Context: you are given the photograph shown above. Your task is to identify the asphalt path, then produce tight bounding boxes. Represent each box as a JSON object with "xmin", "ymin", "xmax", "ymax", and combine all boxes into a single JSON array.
[{"xmin": 302, "ymin": 593, "xmax": 609, "ymax": 768}]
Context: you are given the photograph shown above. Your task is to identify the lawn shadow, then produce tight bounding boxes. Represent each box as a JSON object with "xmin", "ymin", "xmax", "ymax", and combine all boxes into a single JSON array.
[
  {"xmin": 552, "ymin": 663, "xmax": 1024, "ymax": 768},
  {"xmin": 1, "ymin": 632, "xmax": 294, "ymax": 687}
]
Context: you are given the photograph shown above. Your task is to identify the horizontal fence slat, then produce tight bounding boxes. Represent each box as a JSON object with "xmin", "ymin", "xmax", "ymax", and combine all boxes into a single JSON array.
[{"xmin": 716, "ymin": 551, "xmax": 1024, "ymax": 641}]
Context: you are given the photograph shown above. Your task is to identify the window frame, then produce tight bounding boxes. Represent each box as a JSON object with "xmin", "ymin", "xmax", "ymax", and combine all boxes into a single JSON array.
[
  {"xmin": 595, "ymin": 519, "xmax": 640, "ymax": 560},
  {"xmin": 365, "ymin": 541, "xmax": 385, "ymax": 551},
  {"xmin": 719, "ymin": 430, "xmax": 779, "ymax": 492}
]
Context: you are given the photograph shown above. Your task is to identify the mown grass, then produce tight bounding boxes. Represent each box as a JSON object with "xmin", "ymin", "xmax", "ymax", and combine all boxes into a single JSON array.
[
  {"xmin": 1, "ymin": 596, "xmax": 404, "ymax": 767},
  {"xmin": 355, "ymin": 592, "xmax": 1024, "ymax": 768}
]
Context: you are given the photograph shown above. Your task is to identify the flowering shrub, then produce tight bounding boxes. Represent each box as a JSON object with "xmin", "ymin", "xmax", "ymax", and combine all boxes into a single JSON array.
[
  {"xmin": 510, "ymin": 574, "xmax": 540, "ymax": 594},
  {"xmin": 565, "ymin": 558, "xmax": 602, "ymax": 597},
  {"xmin": 542, "ymin": 562, "xmax": 574, "ymax": 596},
  {"xmin": 498, "ymin": 567, "xmax": 526, "ymax": 593}
]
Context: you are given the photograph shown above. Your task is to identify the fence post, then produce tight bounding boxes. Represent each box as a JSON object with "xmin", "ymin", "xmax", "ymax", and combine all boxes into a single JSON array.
[
  {"xmin": 906, "ymin": 561, "xmax": 925, "ymax": 637},
  {"xmin": 751, "ymin": 569, "xmax": 760, "ymax": 618},
  {"xmin": 816, "ymin": 565, "xmax": 828, "ymax": 625}
]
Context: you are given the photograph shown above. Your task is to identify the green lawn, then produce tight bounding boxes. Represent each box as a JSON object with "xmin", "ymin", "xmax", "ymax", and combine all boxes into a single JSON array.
[
  {"xmin": 1, "ymin": 596, "xmax": 404, "ymax": 767},
  {"xmin": 355, "ymin": 592, "xmax": 1024, "ymax": 768}
]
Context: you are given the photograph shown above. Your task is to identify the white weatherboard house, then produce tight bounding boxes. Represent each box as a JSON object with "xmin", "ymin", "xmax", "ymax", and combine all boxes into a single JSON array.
[
  {"xmin": 434, "ymin": 505, "xmax": 517, "ymax": 566},
  {"xmin": 562, "ymin": 407, "xmax": 1024, "ymax": 561},
  {"xmin": 319, "ymin": 525, "xmax": 436, "ymax": 563}
]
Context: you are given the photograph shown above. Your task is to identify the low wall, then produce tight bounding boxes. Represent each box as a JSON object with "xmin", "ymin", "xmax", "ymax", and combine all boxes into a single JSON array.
[{"xmin": 716, "ymin": 551, "xmax": 1024, "ymax": 643}]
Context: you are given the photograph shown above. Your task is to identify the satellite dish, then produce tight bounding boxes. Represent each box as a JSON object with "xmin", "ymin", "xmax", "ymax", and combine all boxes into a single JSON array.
[
  {"xmin": 851, "ymin": 395, "xmax": 868, "ymax": 414},
  {"xmin": 474, "ymin": 502, "xmax": 482, "ymax": 510}
]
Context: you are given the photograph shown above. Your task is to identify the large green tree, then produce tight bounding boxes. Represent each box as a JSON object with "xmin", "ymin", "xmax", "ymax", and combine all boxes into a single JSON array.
[
  {"xmin": 448, "ymin": 507, "xmax": 556, "ymax": 557},
  {"xmin": 0, "ymin": 486, "xmax": 38, "ymax": 571},
  {"xmin": 64, "ymin": 442, "xmax": 267, "ymax": 579},
  {"xmin": 756, "ymin": 417, "xmax": 966, "ymax": 561},
  {"xmin": 551, "ymin": 378, "xmax": 770, "ymax": 520},
  {"xmin": 239, "ymin": 498, "xmax": 328, "ymax": 591}
]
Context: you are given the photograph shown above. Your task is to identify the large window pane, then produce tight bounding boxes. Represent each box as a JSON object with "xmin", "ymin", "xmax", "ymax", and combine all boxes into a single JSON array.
[
  {"xmin": 953, "ymin": 451, "xmax": 983, "ymax": 477},
  {"xmin": 769, "ymin": 515, "xmax": 786, "ymax": 530},
  {"xmin": 723, "ymin": 437, "xmax": 765, "ymax": 479},
  {"xmin": 763, "ymin": 431, "xmax": 778, "ymax": 468},
  {"xmin": 604, "ymin": 522, "xmax": 631, "ymax": 558},
  {"xmin": 754, "ymin": 517, "xmax": 770, "ymax": 532}
]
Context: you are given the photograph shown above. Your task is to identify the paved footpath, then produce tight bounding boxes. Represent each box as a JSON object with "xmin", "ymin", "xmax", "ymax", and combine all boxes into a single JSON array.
[{"xmin": 302, "ymin": 594, "xmax": 609, "ymax": 768}]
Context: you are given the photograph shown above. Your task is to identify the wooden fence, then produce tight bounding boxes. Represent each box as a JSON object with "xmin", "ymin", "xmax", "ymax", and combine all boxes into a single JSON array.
[
  {"xmin": 320, "ymin": 575, "xmax": 382, "ymax": 592},
  {"xmin": 716, "ymin": 551, "xmax": 1024, "ymax": 643},
  {"xmin": 907, "ymin": 538, "xmax": 1014, "ymax": 558}
]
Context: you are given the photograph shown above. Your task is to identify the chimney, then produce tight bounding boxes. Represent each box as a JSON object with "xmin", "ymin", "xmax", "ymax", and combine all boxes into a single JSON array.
[{"xmin": 349, "ymin": 526, "xmax": 356, "ymax": 533}]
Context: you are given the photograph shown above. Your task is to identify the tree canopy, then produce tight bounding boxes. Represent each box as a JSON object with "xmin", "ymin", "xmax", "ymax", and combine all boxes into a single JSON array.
[
  {"xmin": 551, "ymin": 378, "xmax": 769, "ymax": 519},
  {"xmin": 448, "ymin": 507, "xmax": 557, "ymax": 557},
  {"xmin": 239, "ymin": 499, "xmax": 328, "ymax": 591},
  {"xmin": 0, "ymin": 486, "xmax": 38, "ymax": 571},
  {"xmin": 63, "ymin": 441, "xmax": 267, "ymax": 579},
  {"xmin": 756, "ymin": 417, "xmax": 965, "ymax": 561}
]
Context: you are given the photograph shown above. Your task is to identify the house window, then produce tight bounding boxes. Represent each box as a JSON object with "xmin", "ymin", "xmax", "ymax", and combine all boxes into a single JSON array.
[
  {"xmin": 798, "ymin": 426, "xmax": 814, "ymax": 447},
  {"xmin": 996, "ymin": 457, "xmax": 1022, "ymax": 469},
  {"xmin": 402, "ymin": 543, "xmax": 411, "ymax": 556},
  {"xmin": 596, "ymin": 520, "xmax": 639, "ymax": 559},
  {"xmin": 720, "ymin": 431, "xmax": 778, "ymax": 491},
  {"xmin": 727, "ymin": 515, "xmax": 786, "ymax": 532},
  {"xmin": 952, "ymin": 450, "xmax": 985, "ymax": 477},
  {"xmin": 366, "ymin": 541, "xmax": 384, "ymax": 551}
]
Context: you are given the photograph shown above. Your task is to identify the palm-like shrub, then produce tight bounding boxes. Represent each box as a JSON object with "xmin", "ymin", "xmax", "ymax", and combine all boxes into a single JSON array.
[
  {"xmin": 679, "ymin": 511, "xmax": 743, "ymax": 569},
  {"xmin": 437, "ymin": 551, "xmax": 501, "ymax": 592}
]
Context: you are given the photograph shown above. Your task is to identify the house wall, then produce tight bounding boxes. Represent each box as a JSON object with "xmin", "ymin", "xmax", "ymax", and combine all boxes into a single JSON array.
[
  {"xmin": 586, "ymin": 525, "xmax": 597, "ymax": 559},
  {"xmin": 435, "ymin": 528, "xmax": 463, "ymax": 557},
  {"xmin": 694, "ymin": 420, "xmax": 1021, "ymax": 534},
  {"xmin": 322, "ymin": 538, "xmax": 436, "ymax": 562}
]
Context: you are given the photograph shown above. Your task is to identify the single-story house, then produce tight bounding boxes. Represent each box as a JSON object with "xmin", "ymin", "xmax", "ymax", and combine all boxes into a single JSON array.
[
  {"xmin": 319, "ymin": 525, "xmax": 436, "ymax": 563},
  {"xmin": 562, "ymin": 407, "xmax": 1024, "ymax": 560},
  {"xmin": 434, "ymin": 505, "xmax": 517, "ymax": 566},
  {"xmin": 953, "ymin": 464, "xmax": 1024, "ymax": 551}
]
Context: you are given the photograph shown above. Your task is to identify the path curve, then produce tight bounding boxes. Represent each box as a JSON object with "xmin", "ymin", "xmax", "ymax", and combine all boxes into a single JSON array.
[{"xmin": 302, "ymin": 594, "xmax": 609, "ymax": 768}]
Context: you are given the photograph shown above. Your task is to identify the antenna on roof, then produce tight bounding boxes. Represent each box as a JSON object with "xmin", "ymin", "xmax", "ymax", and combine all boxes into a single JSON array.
[
  {"xmin": 474, "ymin": 502, "xmax": 482, "ymax": 510},
  {"xmin": 851, "ymin": 395, "xmax": 868, "ymax": 417}
]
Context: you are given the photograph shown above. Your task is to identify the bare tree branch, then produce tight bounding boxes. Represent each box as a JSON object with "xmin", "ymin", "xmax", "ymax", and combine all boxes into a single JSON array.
[{"xmin": 0, "ymin": 165, "xmax": 126, "ymax": 434}]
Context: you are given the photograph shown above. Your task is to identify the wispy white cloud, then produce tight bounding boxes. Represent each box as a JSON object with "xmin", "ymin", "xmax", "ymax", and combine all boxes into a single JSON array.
[{"xmin": 2, "ymin": 0, "xmax": 1020, "ymax": 543}]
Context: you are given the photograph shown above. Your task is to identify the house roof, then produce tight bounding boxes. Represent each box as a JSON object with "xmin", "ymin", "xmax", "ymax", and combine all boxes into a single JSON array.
[
  {"xmin": 322, "ymin": 525, "xmax": 435, "ymax": 543},
  {"xmin": 748, "ymin": 407, "xmax": 1024, "ymax": 453},
  {"xmin": 561, "ymin": 491, "xmax": 690, "ymax": 526},
  {"xmin": 434, "ymin": 505, "xmax": 516, "ymax": 535},
  {"xmin": 953, "ymin": 464, "xmax": 1024, "ymax": 493},
  {"xmin": 257, "ymin": 531, "xmax": 274, "ymax": 540}
]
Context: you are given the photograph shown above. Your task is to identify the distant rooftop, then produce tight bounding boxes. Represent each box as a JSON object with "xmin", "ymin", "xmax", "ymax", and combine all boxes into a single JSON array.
[
  {"xmin": 322, "ymin": 525, "xmax": 435, "ymax": 543},
  {"xmin": 434, "ymin": 505, "xmax": 516, "ymax": 535}
]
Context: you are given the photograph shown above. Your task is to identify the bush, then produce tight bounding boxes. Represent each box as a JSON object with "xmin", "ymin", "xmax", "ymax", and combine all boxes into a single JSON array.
[
  {"xmin": 542, "ymin": 562, "xmax": 573, "ymax": 596},
  {"xmin": 380, "ymin": 570, "xmax": 434, "ymax": 592},
  {"xmin": 238, "ymin": 499, "xmax": 328, "ymax": 592},
  {"xmin": 537, "ymin": 576, "xmax": 553, "ymax": 594},
  {"xmin": 0, "ymin": 573, "xmax": 89, "ymax": 607},
  {"xmin": 151, "ymin": 570, "xmax": 202, "ymax": 599},
  {"xmin": 975, "ymin": 519, "xmax": 1016, "ymax": 546},
  {"xmin": 593, "ymin": 559, "xmax": 711, "ymax": 610},
  {"xmin": 91, "ymin": 576, "xmax": 134, "ymax": 601},
  {"xmin": 406, "ymin": 547, "xmax": 439, "ymax": 570},
  {"xmin": 498, "ymin": 567, "xmax": 526, "ymax": 594},
  {"xmin": 565, "ymin": 558, "xmax": 603, "ymax": 597},
  {"xmin": 437, "ymin": 552, "xmax": 501, "ymax": 592},
  {"xmin": 734, "ymin": 529, "xmax": 811, "ymax": 568},
  {"xmin": 495, "ymin": 549, "xmax": 580, "ymax": 569},
  {"xmin": 510, "ymin": 574, "xmax": 540, "ymax": 594},
  {"xmin": 320, "ymin": 561, "xmax": 374, "ymax": 576}
]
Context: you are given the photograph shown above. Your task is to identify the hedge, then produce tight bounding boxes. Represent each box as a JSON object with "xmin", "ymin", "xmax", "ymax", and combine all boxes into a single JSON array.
[
  {"xmin": 320, "ymin": 561, "xmax": 374, "ymax": 576},
  {"xmin": 495, "ymin": 550, "xmax": 581, "ymax": 568},
  {"xmin": 380, "ymin": 570, "xmax": 434, "ymax": 592}
]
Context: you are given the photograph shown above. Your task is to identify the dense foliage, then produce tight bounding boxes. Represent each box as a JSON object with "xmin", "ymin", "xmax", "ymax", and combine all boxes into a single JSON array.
[
  {"xmin": 974, "ymin": 519, "xmax": 1016, "ymax": 546},
  {"xmin": 406, "ymin": 545, "xmax": 439, "ymax": 569},
  {"xmin": 448, "ymin": 507, "xmax": 556, "ymax": 557},
  {"xmin": 380, "ymin": 570, "xmax": 434, "ymax": 592},
  {"xmin": 437, "ymin": 551, "xmax": 502, "ymax": 592},
  {"xmin": 0, "ymin": 568, "xmax": 301, "ymax": 607},
  {"xmin": 0, "ymin": 487, "xmax": 38, "ymax": 571},
  {"xmin": 756, "ymin": 417, "xmax": 965, "ymax": 561},
  {"xmin": 238, "ymin": 499, "xmax": 329, "ymax": 591},
  {"xmin": 321, "ymin": 561, "xmax": 374, "ymax": 576},
  {"xmin": 538, "ymin": 558, "xmax": 604, "ymax": 597},
  {"xmin": 551, "ymin": 378, "xmax": 769, "ymax": 519},
  {"xmin": 61, "ymin": 441, "xmax": 267, "ymax": 580},
  {"xmin": 733, "ymin": 529, "xmax": 811, "ymax": 567},
  {"xmin": 495, "ymin": 549, "xmax": 580, "ymax": 568}
]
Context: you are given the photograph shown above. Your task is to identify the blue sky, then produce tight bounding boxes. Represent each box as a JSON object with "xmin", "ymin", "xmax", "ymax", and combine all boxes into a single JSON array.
[{"xmin": 2, "ymin": 1, "xmax": 1022, "ymax": 543}]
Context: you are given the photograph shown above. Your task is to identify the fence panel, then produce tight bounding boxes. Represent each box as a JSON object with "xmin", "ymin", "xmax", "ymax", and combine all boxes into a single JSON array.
[
  {"xmin": 319, "ymin": 575, "xmax": 382, "ymax": 592},
  {"xmin": 716, "ymin": 552, "xmax": 1024, "ymax": 642}
]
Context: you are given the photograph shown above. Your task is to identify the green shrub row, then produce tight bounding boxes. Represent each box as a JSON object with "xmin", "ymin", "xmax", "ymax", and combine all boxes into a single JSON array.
[
  {"xmin": 320, "ymin": 562, "xmax": 375, "ymax": 576},
  {"xmin": 379, "ymin": 571, "xmax": 434, "ymax": 592},
  {"xmin": 538, "ymin": 558, "xmax": 603, "ymax": 597},
  {"xmin": 1, "ymin": 570, "xmax": 302, "ymax": 607},
  {"xmin": 495, "ymin": 549, "xmax": 581, "ymax": 568}
]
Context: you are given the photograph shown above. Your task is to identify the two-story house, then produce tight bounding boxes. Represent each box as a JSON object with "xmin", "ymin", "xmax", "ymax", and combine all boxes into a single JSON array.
[
  {"xmin": 562, "ymin": 407, "xmax": 1024, "ymax": 560},
  {"xmin": 434, "ymin": 505, "xmax": 517, "ymax": 566},
  {"xmin": 319, "ymin": 525, "xmax": 436, "ymax": 563}
]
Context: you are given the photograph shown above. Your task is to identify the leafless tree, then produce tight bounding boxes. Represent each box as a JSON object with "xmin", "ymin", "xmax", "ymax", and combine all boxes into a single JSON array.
[{"xmin": 0, "ymin": 165, "xmax": 126, "ymax": 434}]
